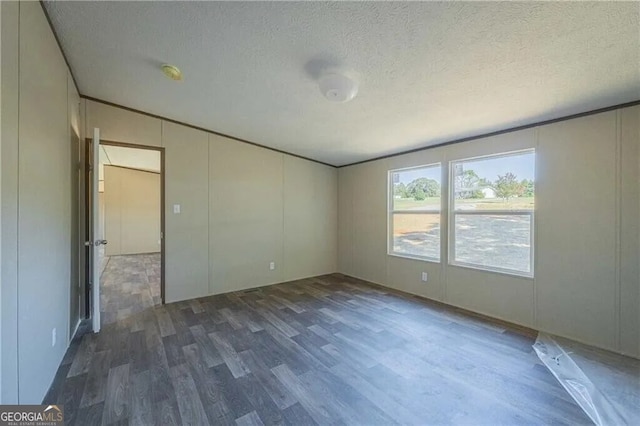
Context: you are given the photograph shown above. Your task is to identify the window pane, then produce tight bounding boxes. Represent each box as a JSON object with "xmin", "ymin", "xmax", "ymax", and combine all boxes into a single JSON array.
[
  {"xmin": 452, "ymin": 151, "xmax": 535, "ymax": 211},
  {"xmin": 454, "ymin": 214, "xmax": 531, "ymax": 273},
  {"xmin": 392, "ymin": 213, "xmax": 440, "ymax": 260},
  {"xmin": 391, "ymin": 165, "xmax": 441, "ymax": 211}
]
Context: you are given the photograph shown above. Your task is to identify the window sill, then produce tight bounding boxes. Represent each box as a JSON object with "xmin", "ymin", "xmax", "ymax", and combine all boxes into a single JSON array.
[
  {"xmin": 387, "ymin": 252, "xmax": 441, "ymax": 264},
  {"xmin": 448, "ymin": 261, "xmax": 534, "ymax": 279}
]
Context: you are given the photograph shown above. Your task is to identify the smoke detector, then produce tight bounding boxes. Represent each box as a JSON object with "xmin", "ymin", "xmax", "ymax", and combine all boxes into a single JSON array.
[{"xmin": 319, "ymin": 73, "xmax": 358, "ymax": 103}]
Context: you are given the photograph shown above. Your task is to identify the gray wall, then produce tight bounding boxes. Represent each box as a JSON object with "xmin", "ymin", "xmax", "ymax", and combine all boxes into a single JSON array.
[
  {"xmin": 103, "ymin": 166, "xmax": 161, "ymax": 256},
  {"xmin": 0, "ymin": 0, "xmax": 4, "ymax": 402},
  {"xmin": 1, "ymin": 1, "xmax": 80, "ymax": 403},
  {"xmin": 620, "ymin": 106, "xmax": 640, "ymax": 356},
  {"xmin": 338, "ymin": 106, "xmax": 640, "ymax": 359},
  {"xmin": 86, "ymin": 101, "xmax": 339, "ymax": 303},
  {"xmin": 1, "ymin": 3, "xmax": 338, "ymax": 403},
  {"xmin": 1, "ymin": 0, "xmax": 20, "ymax": 404}
]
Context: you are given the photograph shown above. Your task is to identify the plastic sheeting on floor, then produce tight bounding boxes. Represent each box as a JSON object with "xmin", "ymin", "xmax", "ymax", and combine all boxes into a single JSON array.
[{"xmin": 533, "ymin": 333, "xmax": 639, "ymax": 425}]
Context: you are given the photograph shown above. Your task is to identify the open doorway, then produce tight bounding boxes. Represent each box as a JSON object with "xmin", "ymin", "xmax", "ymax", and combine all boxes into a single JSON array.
[{"xmin": 88, "ymin": 140, "xmax": 165, "ymax": 328}]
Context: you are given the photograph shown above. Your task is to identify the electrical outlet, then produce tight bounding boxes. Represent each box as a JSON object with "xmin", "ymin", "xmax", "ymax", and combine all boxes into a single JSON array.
[
  {"xmin": 269, "ymin": 262, "xmax": 276, "ymax": 271},
  {"xmin": 421, "ymin": 272, "xmax": 428, "ymax": 282},
  {"xmin": 52, "ymin": 328, "xmax": 57, "ymax": 347}
]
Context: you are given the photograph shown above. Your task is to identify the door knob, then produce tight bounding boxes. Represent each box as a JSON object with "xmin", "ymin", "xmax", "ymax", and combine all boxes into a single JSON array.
[{"xmin": 94, "ymin": 240, "xmax": 108, "ymax": 246}]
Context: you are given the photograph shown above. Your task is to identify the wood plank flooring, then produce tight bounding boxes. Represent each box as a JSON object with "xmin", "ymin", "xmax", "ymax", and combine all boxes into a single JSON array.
[
  {"xmin": 100, "ymin": 253, "xmax": 161, "ymax": 326},
  {"xmin": 44, "ymin": 274, "xmax": 590, "ymax": 425}
]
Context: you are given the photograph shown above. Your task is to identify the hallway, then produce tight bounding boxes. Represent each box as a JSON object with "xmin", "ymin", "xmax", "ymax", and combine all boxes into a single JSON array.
[{"xmin": 100, "ymin": 254, "xmax": 162, "ymax": 326}]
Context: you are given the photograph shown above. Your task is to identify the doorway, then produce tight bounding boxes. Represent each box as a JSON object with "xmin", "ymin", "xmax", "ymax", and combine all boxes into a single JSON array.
[{"xmin": 84, "ymin": 138, "xmax": 165, "ymax": 330}]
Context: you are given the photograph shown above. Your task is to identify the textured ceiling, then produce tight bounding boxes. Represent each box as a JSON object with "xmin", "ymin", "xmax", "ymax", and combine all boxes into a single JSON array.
[{"xmin": 46, "ymin": 1, "xmax": 640, "ymax": 166}]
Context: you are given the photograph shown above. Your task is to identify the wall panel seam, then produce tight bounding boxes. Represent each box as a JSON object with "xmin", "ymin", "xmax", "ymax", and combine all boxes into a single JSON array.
[
  {"xmin": 207, "ymin": 135, "xmax": 212, "ymax": 295},
  {"xmin": 615, "ymin": 110, "xmax": 622, "ymax": 351},
  {"xmin": 65, "ymin": 62, "xmax": 70, "ymax": 345},
  {"xmin": 533, "ymin": 127, "xmax": 539, "ymax": 328},
  {"xmin": 281, "ymin": 155, "xmax": 285, "ymax": 280},
  {"xmin": 15, "ymin": 0, "xmax": 21, "ymax": 402},
  {"xmin": 1, "ymin": 0, "xmax": 3, "ymax": 402}
]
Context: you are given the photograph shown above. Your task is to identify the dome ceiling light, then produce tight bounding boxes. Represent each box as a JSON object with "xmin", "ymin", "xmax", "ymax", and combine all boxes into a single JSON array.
[{"xmin": 319, "ymin": 73, "xmax": 358, "ymax": 103}]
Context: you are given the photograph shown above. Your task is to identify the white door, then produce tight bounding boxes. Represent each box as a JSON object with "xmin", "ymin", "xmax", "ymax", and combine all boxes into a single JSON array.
[{"xmin": 90, "ymin": 128, "xmax": 106, "ymax": 332}]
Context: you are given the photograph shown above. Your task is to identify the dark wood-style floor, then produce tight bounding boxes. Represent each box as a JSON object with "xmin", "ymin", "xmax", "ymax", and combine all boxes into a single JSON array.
[
  {"xmin": 100, "ymin": 253, "xmax": 162, "ymax": 326},
  {"xmin": 44, "ymin": 274, "xmax": 590, "ymax": 425}
]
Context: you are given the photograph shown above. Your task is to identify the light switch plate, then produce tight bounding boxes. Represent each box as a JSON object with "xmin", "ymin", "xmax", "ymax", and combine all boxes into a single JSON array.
[
  {"xmin": 173, "ymin": 204, "xmax": 181, "ymax": 214},
  {"xmin": 421, "ymin": 272, "xmax": 428, "ymax": 282}
]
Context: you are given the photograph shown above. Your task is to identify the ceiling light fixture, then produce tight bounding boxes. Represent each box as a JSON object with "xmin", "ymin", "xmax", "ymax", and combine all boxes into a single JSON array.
[
  {"xmin": 319, "ymin": 73, "xmax": 358, "ymax": 103},
  {"xmin": 161, "ymin": 64, "xmax": 183, "ymax": 81}
]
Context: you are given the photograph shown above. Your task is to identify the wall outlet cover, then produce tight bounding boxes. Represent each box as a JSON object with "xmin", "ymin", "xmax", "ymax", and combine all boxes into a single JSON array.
[
  {"xmin": 269, "ymin": 262, "xmax": 276, "ymax": 271},
  {"xmin": 421, "ymin": 272, "xmax": 428, "ymax": 282}
]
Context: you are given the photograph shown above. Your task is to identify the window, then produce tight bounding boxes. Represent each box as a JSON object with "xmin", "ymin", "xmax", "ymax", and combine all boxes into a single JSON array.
[
  {"xmin": 449, "ymin": 150, "xmax": 535, "ymax": 276},
  {"xmin": 389, "ymin": 164, "xmax": 442, "ymax": 261}
]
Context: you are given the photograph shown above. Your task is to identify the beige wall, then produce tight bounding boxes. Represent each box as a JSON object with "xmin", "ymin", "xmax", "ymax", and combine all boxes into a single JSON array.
[
  {"xmin": 1, "ymin": 1, "xmax": 79, "ymax": 403},
  {"xmin": 86, "ymin": 100, "xmax": 338, "ymax": 303},
  {"xmin": 104, "ymin": 166, "xmax": 161, "ymax": 256},
  {"xmin": 209, "ymin": 134, "xmax": 285, "ymax": 294},
  {"xmin": 536, "ymin": 113, "xmax": 618, "ymax": 349},
  {"xmin": 86, "ymin": 100, "xmax": 161, "ymax": 147},
  {"xmin": 1, "ymin": 0, "xmax": 19, "ymax": 404},
  {"xmin": 283, "ymin": 156, "xmax": 338, "ymax": 281},
  {"xmin": 162, "ymin": 122, "xmax": 209, "ymax": 302},
  {"xmin": 338, "ymin": 106, "xmax": 640, "ymax": 359},
  {"xmin": 0, "ymin": 0, "xmax": 3, "ymax": 403},
  {"xmin": 619, "ymin": 106, "xmax": 640, "ymax": 356}
]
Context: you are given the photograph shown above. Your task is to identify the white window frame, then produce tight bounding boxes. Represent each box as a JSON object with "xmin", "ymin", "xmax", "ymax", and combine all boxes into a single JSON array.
[
  {"xmin": 448, "ymin": 149, "xmax": 535, "ymax": 278},
  {"xmin": 388, "ymin": 163, "xmax": 442, "ymax": 262}
]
